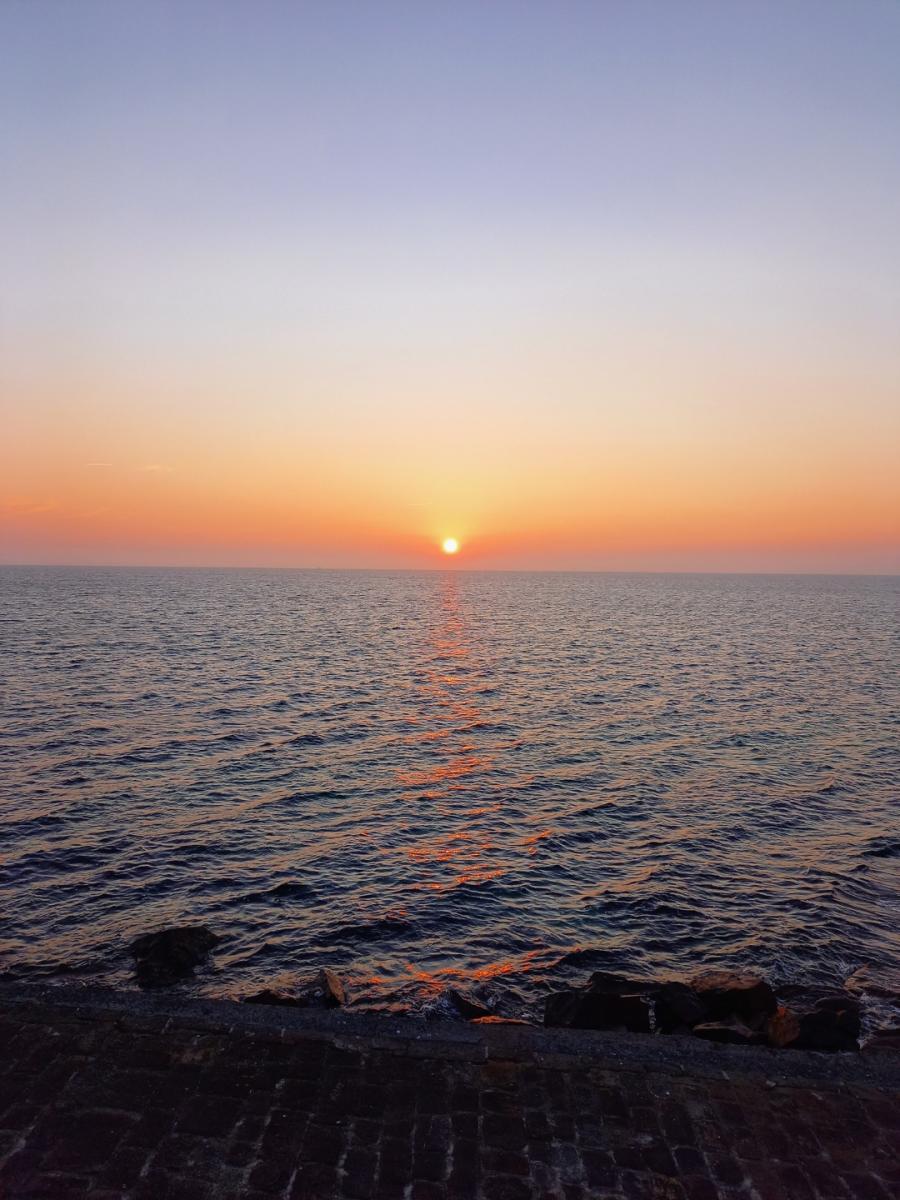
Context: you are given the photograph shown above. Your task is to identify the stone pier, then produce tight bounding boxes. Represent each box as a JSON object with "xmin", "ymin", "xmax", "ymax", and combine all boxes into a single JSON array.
[{"xmin": 0, "ymin": 984, "xmax": 897, "ymax": 1199}]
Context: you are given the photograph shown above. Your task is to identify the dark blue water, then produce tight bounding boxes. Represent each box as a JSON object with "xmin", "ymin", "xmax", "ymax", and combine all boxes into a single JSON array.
[{"xmin": 1, "ymin": 568, "xmax": 898, "ymax": 1024}]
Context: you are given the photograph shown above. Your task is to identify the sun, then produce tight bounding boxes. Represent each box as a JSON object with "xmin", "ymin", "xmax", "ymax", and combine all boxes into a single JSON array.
[{"xmin": 441, "ymin": 537, "xmax": 460, "ymax": 555}]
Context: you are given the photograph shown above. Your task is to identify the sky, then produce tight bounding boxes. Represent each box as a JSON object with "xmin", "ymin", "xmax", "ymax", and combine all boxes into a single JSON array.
[{"xmin": 2, "ymin": 0, "xmax": 899, "ymax": 572}]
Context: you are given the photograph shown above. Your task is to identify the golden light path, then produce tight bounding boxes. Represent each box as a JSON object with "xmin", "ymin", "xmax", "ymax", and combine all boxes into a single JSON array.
[{"xmin": 442, "ymin": 537, "xmax": 460, "ymax": 555}]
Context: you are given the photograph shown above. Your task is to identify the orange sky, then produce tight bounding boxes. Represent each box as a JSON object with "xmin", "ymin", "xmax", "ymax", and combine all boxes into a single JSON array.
[
  {"xmin": 2, "ymin": 3, "xmax": 899, "ymax": 573},
  {"xmin": 4, "ymin": 334, "xmax": 897, "ymax": 571}
]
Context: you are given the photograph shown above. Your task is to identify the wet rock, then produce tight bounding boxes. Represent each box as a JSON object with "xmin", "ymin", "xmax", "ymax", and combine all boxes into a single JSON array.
[
  {"xmin": 588, "ymin": 971, "xmax": 656, "ymax": 996},
  {"xmin": 766, "ymin": 1005, "xmax": 802, "ymax": 1048},
  {"xmin": 244, "ymin": 969, "xmax": 345, "ymax": 1009},
  {"xmin": 130, "ymin": 926, "xmax": 219, "ymax": 987},
  {"xmin": 304, "ymin": 964, "xmax": 343, "ymax": 1003},
  {"xmin": 693, "ymin": 1017, "xmax": 766, "ymax": 1046},
  {"xmin": 800, "ymin": 1008, "xmax": 860, "ymax": 1051},
  {"xmin": 544, "ymin": 988, "xmax": 651, "ymax": 1033},
  {"xmin": 655, "ymin": 981, "xmax": 707, "ymax": 1033},
  {"xmin": 244, "ymin": 988, "xmax": 303, "ymax": 1007},
  {"xmin": 804, "ymin": 993, "xmax": 861, "ymax": 1048},
  {"xmin": 446, "ymin": 988, "xmax": 493, "ymax": 1021},
  {"xmin": 689, "ymin": 971, "xmax": 776, "ymax": 1021},
  {"xmin": 767, "ymin": 992, "xmax": 860, "ymax": 1052}
]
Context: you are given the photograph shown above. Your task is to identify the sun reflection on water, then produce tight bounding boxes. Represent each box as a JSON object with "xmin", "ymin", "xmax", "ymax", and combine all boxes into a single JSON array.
[{"xmin": 393, "ymin": 575, "xmax": 508, "ymax": 901}]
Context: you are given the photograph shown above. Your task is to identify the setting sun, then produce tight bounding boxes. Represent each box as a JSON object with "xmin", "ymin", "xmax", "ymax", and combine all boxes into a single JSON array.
[{"xmin": 442, "ymin": 538, "xmax": 460, "ymax": 555}]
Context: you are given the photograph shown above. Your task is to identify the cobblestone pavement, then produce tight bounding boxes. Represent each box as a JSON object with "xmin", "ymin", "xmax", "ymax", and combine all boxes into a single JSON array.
[{"xmin": 0, "ymin": 987, "xmax": 897, "ymax": 1199}]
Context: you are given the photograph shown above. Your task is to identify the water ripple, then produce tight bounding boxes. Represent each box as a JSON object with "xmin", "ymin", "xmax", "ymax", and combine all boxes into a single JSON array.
[{"xmin": 1, "ymin": 566, "xmax": 898, "ymax": 1022}]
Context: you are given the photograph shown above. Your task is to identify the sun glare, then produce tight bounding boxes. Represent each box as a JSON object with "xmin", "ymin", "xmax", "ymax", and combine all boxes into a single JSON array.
[{"xmin": 442, "ymin": 537, "xmax": 460, "ymax": 555}]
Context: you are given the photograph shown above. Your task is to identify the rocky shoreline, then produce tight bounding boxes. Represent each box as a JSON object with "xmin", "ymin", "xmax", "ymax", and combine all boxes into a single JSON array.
[
  {"xmin": 121, "ymin": 925, "xmax": 900, "ymax": 1056},
  {"xmin": 543, "ymin": 969, "xmax": 867, "ymax": 1052}
]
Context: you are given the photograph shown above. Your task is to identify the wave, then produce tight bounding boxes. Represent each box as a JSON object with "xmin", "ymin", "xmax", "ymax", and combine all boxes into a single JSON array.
[
  {"xmin": 225, "ymin": 881, "xmax": 316, "ymax": 906},
  {"xmin": 2, "ymin": 567, "xmax": 897, "ymax": 1017},
  {"xmin": 322, "ymin": 915, "xmax": 417, "ymax": 943},
  {"xmin": 862, "ymin": 838, "xmax": 900, "ymax": 859}
]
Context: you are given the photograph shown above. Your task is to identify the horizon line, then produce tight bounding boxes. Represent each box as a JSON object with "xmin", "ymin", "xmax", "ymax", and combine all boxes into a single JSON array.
[{"xmin": 1, "ymin": 561, "xmax": 897, "ymax": 580}]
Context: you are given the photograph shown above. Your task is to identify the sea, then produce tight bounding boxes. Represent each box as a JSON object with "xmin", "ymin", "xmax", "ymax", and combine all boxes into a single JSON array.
[{"xmin": 2, "ymin": 567, "xmax": 898, "ymax": 1027}]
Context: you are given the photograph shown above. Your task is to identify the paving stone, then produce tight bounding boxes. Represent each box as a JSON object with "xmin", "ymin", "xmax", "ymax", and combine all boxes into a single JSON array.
[
  {"xmin": 0, "ymin": 990, "xmax": 897, "ymax": 1199},
  {"xmin": 248, "ymin": 1155, "xmax": 296, "ymax": 1193},
  {"xmin": 481, "ymin": 1112, "xmax": 527, "ymax": 1150},
  {"xmin": 290, "ymin": 1161, "xmax": 338, "ymax": 1198},
  {"xmin": 301, "ymin": 1121, "xmax": 345, "ymax": 1165},
  {"xmin": 582, "ymin": 1147, "xmax": 617, "ymax": 1188},
  {"xmin": 482, "ymin": 1175, "xmax": 532, "ymax": 1200},
  {"xmin": 175, "ymin": 1093, "xmax": 243, "ymax": 1137},
  {"xmin": 481, "ymin": 1145, "xmax": 529, "ymax": 1176},
  {"xmin": 410, "ymin": 1183, "xmax": 446, "ymax": 1200}
]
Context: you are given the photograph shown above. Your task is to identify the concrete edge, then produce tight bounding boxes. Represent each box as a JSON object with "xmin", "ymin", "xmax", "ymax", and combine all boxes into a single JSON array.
[{"xmin": 2, "ymin": 980, "xmax": 898, "ymax": 1092}]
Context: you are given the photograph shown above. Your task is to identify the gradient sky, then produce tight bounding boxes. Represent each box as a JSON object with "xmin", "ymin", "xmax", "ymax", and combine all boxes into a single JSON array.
[{"xmin": 2, "ymin": 0, "xmax": 899, "ymax": 571}]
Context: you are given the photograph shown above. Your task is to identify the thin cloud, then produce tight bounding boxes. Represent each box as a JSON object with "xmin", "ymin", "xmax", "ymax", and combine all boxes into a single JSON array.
[
  {"xmin": 86, "ymin": 462, "xmax": 113, "ymax": 468},
  {"xmin": 1, "ymin": 499, "xmax": 57, "ymax": 514}
]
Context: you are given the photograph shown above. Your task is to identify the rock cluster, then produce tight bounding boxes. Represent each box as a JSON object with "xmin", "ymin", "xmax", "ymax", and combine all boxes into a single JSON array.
[
  {"xmin": 544, "ymin": 971, "xmax": 653, "ymax": 1033},
  {"xmin": 767, "ymin": 985, "xmax": 861, "ymax": 1052},
  {"xmin": 244, "ymin": 968, "xmax": 346, "ymax": 1009},
  {"xmin": 128, "ymin": 927, "xmax": 347, "ymax": 1010},
  {"xmin": 544, "ymin": 969, "xmax": 863, "ymax": 1052},
  {"xmin": 126, "ymin": 929, "xmax": 882, "ymax": 1053}
]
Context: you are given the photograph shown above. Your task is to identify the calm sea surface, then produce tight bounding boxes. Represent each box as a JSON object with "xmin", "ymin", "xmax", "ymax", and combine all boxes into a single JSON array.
[{"xmin": 2, "ymin": 568, "xmax": 898, "ymax": 1023}]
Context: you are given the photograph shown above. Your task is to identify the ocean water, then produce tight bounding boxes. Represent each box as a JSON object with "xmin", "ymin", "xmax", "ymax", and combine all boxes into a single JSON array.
[{"xmin": 1, "ymin": 567, "xmax": 898, "ymax": 1025}]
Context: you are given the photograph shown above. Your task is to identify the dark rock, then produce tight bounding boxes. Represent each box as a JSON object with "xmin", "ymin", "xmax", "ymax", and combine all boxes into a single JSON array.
[
  {"xmin": 767, "ymin": 993, "xmax": 860, "ymax": 1052},
  {"xmin": 130, "ymin": 926, "xmax": 219, "ymax": 987},
  {"xmin": 544, "ymin": 990, "xmax": 580, "ymax": 1028},
  {"xmin": 815, "ymin": 992, "xmax": 860, "ymax": 1013},
  {"xmin": 292, "ymin": 968, "xmax": 347, "ymax": 1008},
  {"xmin": 655, "ymin": 981, "xmax": 707, "ymax": 1032},
  {"xmin": 766, "ymin": 1005, "xmax": 802, "ymax": 1048},
  {"xmin": 244, "ymin": 988, "xmax": 304, "ymax": 1007},
  {"xmin": 317, "ymin": 968, "xmax": 346, "ymax": 1007},
  {"xmin": 798, "ymin": 1006, "xmax": 860, "ymax": 1051},
  {"xmin": 689, "ymin": 971, "xmax": 776, "ymax": 1021},
  {"xmin": 244, "ymin": 968, "xmax": 345, "ymax": 1009},
  {"xmin": 544, "ymin": 988, "xmax": 651, "ymax": 1033},
  {"xmin": 588, "ymin": 971, "xmax": 656, "ymax": 995},
  {"xmin": 693, "ymin": 1017, "xmax": 766, "ymax": 1046},
  {"xmin": 446, "ymin": 988, "xmax": 493, "ymax": 1020}
]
